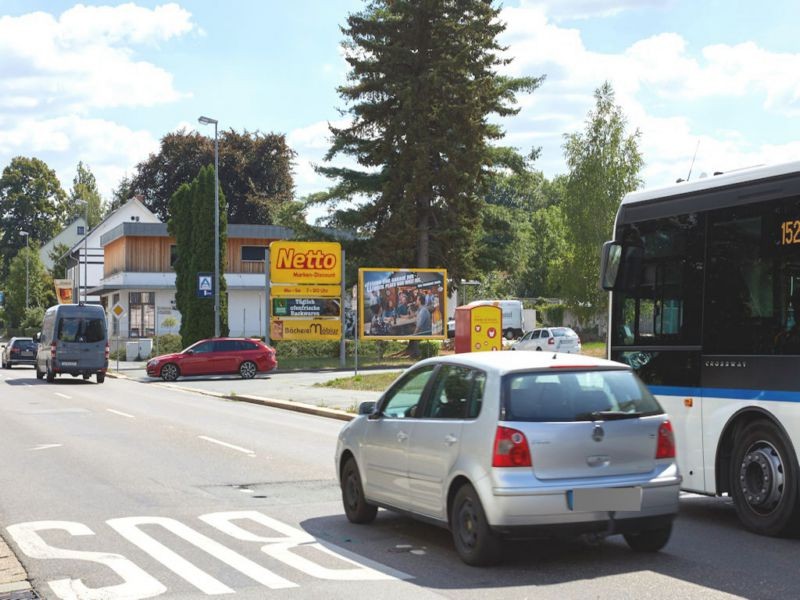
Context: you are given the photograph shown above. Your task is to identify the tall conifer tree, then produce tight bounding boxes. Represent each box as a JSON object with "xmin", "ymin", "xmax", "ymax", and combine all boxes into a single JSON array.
[{"xmin": 317, "ymin": 0, "xmax": 542, "ymax": 280}]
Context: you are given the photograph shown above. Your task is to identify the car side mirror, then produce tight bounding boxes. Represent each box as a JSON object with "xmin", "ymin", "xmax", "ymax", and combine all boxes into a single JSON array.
[
  {"xmin": 185, "ymin": 349, "xmax": 194, "ymax": 355},
  {"xmin": 358, "ymin": 401, "xmax": 377, "ymax": 416}
]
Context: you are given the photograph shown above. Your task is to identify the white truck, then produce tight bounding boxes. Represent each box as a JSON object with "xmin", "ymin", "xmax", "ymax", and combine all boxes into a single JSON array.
[{"xmin": 467, "ymin": 299, "xmax": 526, "ymax": 340}]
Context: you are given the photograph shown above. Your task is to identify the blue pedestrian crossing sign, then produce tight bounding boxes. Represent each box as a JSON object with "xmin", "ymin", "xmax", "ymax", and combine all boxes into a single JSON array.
[{"xmin": 197, "ymin": 272, "xmax": 213, "ymax": 298}]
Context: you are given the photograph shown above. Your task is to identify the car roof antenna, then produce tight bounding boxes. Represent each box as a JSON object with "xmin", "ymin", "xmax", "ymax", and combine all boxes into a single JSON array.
[{"xmin": 552, "ymin": 353, "xmax": 558, "ymax": 360}]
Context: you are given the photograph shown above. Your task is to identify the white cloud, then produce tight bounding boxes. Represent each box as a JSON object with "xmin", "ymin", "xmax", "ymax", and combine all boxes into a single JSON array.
[
  {"xmin": 0, "ymin": 3, "xmax": 195, "ymax": 114},
  {"xmin": 523, "ymin": 0, "xmax": 669, "ymax": 21},
  {"xmin": 0, "ymin": 115, "xmax": 159, "ymax": 199},
  {"xmin": 496, "ymin": 5, "xmax": 800, "ymax": 189}
]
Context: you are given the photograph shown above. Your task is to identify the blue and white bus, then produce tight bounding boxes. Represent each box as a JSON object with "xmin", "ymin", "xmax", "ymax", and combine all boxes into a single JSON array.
[{"xmin": 600, "ymin": 161, "xmax": 800, "ymax": 536}]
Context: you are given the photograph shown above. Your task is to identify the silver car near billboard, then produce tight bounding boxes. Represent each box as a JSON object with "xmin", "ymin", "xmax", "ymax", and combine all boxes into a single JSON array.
[{"xmin": 335, "ymin": 352, "xmax": 680, "ymax": 565}]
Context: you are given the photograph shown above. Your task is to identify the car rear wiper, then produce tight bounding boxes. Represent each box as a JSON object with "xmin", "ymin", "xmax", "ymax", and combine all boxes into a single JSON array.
[{"xmin": 576, "ymin": 410, "xmax": 642, "ymax": 421}]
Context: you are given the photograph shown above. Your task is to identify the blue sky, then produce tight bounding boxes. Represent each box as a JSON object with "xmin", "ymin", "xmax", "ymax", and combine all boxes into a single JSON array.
[{"xmin": 1, "ymin": 1, "xmax": 798, "ymax": 223}]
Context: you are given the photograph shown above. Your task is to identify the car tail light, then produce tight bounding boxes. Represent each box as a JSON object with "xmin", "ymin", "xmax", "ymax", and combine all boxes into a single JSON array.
[
  {"xmin": 656, "ymin": 420, "xmax": 676, "ymax": 459},
  {"xmin": 50, "ymin": 342, "xmax": 57, "ymax": 359},
  {"xmin": 547, "ymin": 337, "xmax": 555, "ymax": 345},
  {"xmin": 105, "ymin": 343, "xmax": 109, "ymax": 360},
  {"xmin": 492, "ymin": 426, "xmax": 532, "ymax": 467},
  {"xmin": 11, "ymin": 347, "xmax": 19, "ymax": 354}
]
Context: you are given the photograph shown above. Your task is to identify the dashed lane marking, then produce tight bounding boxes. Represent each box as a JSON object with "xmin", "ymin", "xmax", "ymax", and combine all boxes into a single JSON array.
[
  {"xmin": 30, "ymin": 444, "xmax": 62, "ymax": 451},
  {"xmin": 198, "ymin": 435, "xmax": 255, "ymax": 457},
  {"xmin": 54, "ymin": 392, "xmax": 71, "ymax": 399},
  {"xmin": 107, "ymin": 408, "xmax": 135, "ymax": 419}
]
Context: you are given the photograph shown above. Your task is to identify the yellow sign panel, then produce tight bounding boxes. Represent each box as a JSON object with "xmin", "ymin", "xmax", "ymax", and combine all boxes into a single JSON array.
[
  {"xmin": 271, "ymin": 284, "xmax": 340, "ymax": 298},
  {"xmin": 270, "ymin": 318, "xmax": 341, "ymax": 341},
  {"xmin": 469, "ymin": 305, "xmax": 502, "ymax": 352},
  {"xmin": 270, "ymin": 241, "xmax": 342, "ymax": 285}
]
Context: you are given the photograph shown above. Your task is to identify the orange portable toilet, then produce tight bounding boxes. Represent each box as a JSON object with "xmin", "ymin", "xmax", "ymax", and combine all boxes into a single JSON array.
[{"xmin": 454, "ymin": 304, "xmax": 503, "ymax": 353}]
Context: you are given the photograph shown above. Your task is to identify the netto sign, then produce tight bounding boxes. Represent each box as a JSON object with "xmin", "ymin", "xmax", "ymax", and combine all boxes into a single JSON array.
[{"xmin": 270, "ymin": 241, "xmax": 341, "ymax": 284}]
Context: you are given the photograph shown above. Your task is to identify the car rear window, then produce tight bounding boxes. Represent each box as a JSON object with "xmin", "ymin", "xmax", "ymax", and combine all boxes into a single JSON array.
[
  {"xmin": 13, "ymin": 340, "xmax": 36, "ymax": 351},
  {"xmin": 552, "ymin": 328, "xmax": 575, "ymax": 337},
  {"xmin": 57, "ymin": 317, "xmax": 106, "ymax": 343},
  {"xmin": 502, "ymin": 369, "xmax": 662, "ymax": 422}
]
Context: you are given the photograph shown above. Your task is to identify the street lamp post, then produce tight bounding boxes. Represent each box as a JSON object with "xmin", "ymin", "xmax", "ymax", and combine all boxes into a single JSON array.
[
  {"xmin": 75, "ymin": 199, "xmax": 88, "ymax": 303},
  {"xmin": 198, "ymin": 115, "xmax": 220, "ymax": 338},
  {"xmin": 20, "ymin": 231, "xmax": 29, "ymax": 309}
]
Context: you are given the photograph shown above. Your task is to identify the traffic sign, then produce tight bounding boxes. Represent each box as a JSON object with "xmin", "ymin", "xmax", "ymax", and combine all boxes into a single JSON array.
[
  {"xmin": 111, "ymin": 303, "xmax": 126, "ymax": 320},
  {"xmin": 197, "ymin": 272, "xmax": 213, "ymax": 298}
]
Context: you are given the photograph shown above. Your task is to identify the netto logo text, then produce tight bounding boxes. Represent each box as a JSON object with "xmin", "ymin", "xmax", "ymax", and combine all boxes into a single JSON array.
[{"xmin": 276, "ymin": 248, "xmax": 336, "ymax": 271}]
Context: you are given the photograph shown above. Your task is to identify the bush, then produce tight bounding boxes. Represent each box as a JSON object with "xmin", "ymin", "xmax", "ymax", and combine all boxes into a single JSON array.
[
  {"xmin": 150, "ymin": 334, "xmax": 183, "ymax": 358},
  {"xmin": 418, "ymin": 340, "xmax": 440, "ymax": 358},
  {"xmin": 271, "ymin": 339, "xmax": 410, "ymax": 359}
]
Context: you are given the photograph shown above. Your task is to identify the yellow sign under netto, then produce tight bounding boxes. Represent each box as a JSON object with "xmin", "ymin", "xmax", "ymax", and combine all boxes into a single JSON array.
[
  {"xmin": 271, "ymin": 284, "xmax": 340, "ymax": 298},
  {"xmin": 270, "ymin": 241, "xmax": 342, "ymax": 285},
  {"xmin": 270, "ymin": 318, "xmax": 342, "ymax": 341}
]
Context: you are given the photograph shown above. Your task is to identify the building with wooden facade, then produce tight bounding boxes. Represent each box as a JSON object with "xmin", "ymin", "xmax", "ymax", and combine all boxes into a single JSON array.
[{"xmin": 90, "ymin": 222, "xmax": 293, "ymax": 343}]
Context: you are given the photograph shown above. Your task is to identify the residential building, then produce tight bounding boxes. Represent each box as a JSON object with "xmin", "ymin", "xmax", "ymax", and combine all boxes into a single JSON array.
[
  {"xmin": 39, "ymin": 216, "xmax": 88, "ymax": 273},
  {"xmin": 65, "ymin": 197, "xmax": 160, "ymax": 304},
  {"xmin": 90, "ymin": 222, "xmax": 294, "ymax": 346}
]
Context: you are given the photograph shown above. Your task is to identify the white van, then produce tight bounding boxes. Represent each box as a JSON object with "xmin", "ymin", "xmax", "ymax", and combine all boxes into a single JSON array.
[{"xmin": 467, "ymin": 299, "xmax": 524, "ymax": 340}]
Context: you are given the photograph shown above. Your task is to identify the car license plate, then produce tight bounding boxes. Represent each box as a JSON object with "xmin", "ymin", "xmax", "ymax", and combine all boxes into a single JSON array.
[
  {"xmin": 22, "ymin": 351, "xmax": 33, "ymax": 356},
  {"xmin": 567, "ymin": 487, "xmax": 642, "ymax": 512},
  {"xmin": 60, "ymin": 361, "xmax": 78, "ymax": 367}
]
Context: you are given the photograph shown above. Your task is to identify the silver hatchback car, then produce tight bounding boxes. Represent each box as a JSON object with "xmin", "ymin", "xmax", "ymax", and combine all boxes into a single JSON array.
[{"xmin": 336, "ymin": 352, "xmax": 680, "ymax": 565}]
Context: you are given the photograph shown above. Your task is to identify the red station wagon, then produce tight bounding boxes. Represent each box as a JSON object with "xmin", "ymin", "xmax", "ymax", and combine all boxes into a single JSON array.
[{"xmin": 146, "ymin": 338, "xmax": 277, "ymax": 381}]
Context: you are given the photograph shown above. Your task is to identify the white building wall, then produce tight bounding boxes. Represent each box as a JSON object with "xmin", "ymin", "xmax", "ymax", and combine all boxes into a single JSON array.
[
  {"xmin": 228, "ymin": 290, "xmax": 268, "ymax": 338},
  {"xmin": 71, "ymin": 199, "xmax": 160, "ymax": 304},
  {"xmin": 40, "ymin": 217, "xmax": 87, "ymax": 272}
]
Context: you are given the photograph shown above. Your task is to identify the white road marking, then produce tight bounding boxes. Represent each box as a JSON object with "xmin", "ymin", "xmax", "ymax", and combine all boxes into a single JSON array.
[
  {"xmin": 54, "ymin": 392, "xmax": 71, "ymax": 399},
  {"xmin": 198, "ymin": 435, "xmax": 255, "ymax": 456},
  {"xmin": 201, "ymin": 510, "xmax": 411, "ymax": 581},
  {"xmin": 107, "ymin": 409, "xmax": 135, "ymax": 419},
  {"xmin": 30, "ymin": 444, "xmax": 62, "ymax": 451},
  {"xmin": 6, "ymin": 521, "xmax": 166, "ymax": 600},
  {"xmin": 107, "ymin": 516, "xmax": 296, "ymax": 592}
]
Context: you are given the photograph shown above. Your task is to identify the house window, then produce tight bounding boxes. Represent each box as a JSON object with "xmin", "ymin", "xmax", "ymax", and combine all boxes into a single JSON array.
[
  {"xmin": 170, "ymin": 245, "xmax": 177, "ymax": 268},
  {"xmin": 129, "ymin": 292, "xmax": 155, "ymax": 338},
  {"xmin": 77, "ymin": 226, "xmax": 85, "ymax": 235},
  {"xmin": 241, "ymin": 246, "xmax": 267, "ymax": 261}
]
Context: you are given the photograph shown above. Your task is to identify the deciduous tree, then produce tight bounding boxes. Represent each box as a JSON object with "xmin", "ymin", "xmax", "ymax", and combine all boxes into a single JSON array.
[
  {"xmin": 558, "ymin": 81, "xmax": 643, "ymax": 320},
  {"xmin": 4, "ymin": 244, "xmax": 55, "ymax": 328},
  {"xmin": 67, "ymin": 161, "xmax": 105, "ymax": 229},
  {"xmin": 129, "ymin": 129, "xmax": 294, "ymax": 224},
  {"xmin": 0, "ymin": 157, "xmax": 67, "ymax": 275}
]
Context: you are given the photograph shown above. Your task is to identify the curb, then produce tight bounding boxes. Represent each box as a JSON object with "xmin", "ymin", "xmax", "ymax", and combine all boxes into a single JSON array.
[{"xmin": 107, "ymin": 369, "xmax": 359, "ymax": 422}]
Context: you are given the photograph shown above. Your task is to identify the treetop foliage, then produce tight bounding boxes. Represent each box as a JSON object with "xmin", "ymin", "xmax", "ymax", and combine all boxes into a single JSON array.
[
  {"xmin": 316, "ymin": 0, "xmax": 543, "ymax": 282},
  {"xmin": 123, "ymin": 129, "xmax": 295, "ymax": 225},
  {"xmin": 0, "ymin": 156, "xmax": 67, "ymax": 276}
]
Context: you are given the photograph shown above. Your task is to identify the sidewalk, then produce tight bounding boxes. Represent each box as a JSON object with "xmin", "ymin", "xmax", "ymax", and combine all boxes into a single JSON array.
[
  {"xmin": 0, "ymin": 532, "xmax": 33, "ymax": 597},
  {"xmin": 107, "ymin": 361, "xmax": 399, "ymax": 420}
]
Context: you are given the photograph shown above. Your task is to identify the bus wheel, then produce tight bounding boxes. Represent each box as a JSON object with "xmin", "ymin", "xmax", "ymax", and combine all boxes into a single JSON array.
[{"xmin": 730, "ymin": 419, "xmax": 800, "ymax": 536}]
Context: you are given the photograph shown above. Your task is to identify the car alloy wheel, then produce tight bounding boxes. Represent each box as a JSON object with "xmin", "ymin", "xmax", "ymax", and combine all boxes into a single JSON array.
[
  {"xmin": 161, "ymin": 363, "xmax": 179, "ymax": 381},
  {"xmin": 239, "ymin": 361, "xmax": 257, "ymax": 379}
]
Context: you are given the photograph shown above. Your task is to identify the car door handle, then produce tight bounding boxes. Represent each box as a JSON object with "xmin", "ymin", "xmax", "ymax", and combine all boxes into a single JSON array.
[
  {"xmin": 444, "ymin": 434, "xmax": 458, "ymax": 446},
  {"xmin": 397, "ymin": 431, "xmax": 409, "ymax": 442}
]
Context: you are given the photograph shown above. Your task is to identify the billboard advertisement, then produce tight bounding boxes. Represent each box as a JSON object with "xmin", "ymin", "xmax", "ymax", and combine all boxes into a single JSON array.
[{"xmin": 359, "ymin": 268, "xmax": 447, "ymax": 340}]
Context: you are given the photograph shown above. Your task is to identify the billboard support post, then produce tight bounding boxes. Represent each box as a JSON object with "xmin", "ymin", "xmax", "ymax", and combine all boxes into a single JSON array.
[
  {"xmin": 265, "ymin": 249, "xmax": 271, "ymax": 346},
  {"xmin": 354, "ymin": 288, "xmax": 359, "ymax": 376},
  {"xmin": 340, "ymin": 249, "xmax": 346, "ymax": 368}
]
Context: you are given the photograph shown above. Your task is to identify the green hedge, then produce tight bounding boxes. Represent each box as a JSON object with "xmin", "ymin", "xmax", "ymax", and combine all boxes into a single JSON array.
[{"xmin": 270, "ymin": 339, "xmax": 443, "ymax": 359}]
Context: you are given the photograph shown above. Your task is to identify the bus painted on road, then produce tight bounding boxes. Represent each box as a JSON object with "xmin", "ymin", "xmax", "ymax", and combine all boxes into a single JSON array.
[{"xmin": 600, "ymin": 161, "xmax": 800, "ymax": 536}]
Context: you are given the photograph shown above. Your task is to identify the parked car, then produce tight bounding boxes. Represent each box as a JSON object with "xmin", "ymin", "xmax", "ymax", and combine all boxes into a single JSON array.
[
  {"xmin": 335, "ymin": 351, "xmax": 679, "ymax": 566},
  {"xmin": 146, "ymin": 337, "xmax": 277, "ymax": 381},
  {"xmin": 2, "ymin": 337, "xmax": 37, "ymax": 368},
  {"xmin": 511, "ymin": 326, "xmax": 582, "ymax": 353},
  {"xmin": 36, "ymin": 304, "xmax": 109, "ymax": 383}
]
